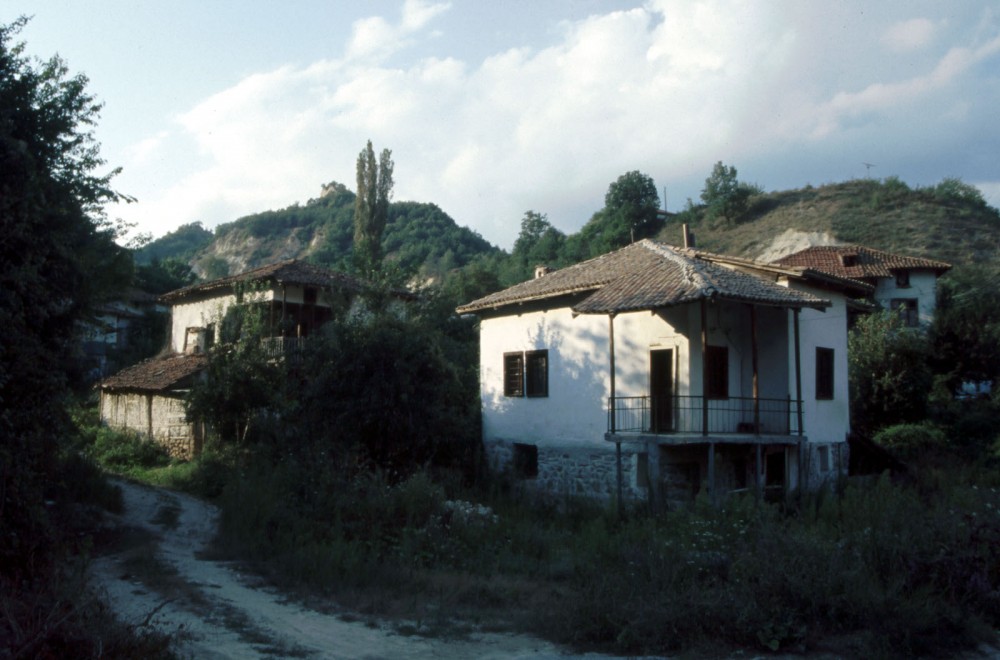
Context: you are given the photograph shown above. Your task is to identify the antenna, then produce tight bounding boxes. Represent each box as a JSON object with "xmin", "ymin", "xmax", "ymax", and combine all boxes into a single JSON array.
[
  {"xmin": 662, "ymin": 186, "xmax": 667, "ymax": 212},
  {"xmin": 862, "ymin": 162, "xmax": 876, "ymax": 178}
]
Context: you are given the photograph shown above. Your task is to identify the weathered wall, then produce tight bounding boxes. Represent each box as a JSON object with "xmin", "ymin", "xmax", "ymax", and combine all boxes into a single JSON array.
[
  {"xmin": 100, "ymin": 391, "xmax": 200, "ymax": 459},
  {"xmin": 872, "ymin": 269, "xmax": 939, "ymax": 326}
]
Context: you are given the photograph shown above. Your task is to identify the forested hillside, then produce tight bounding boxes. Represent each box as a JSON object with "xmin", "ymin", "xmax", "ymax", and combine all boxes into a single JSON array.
[{"xmin": 142, "ymin": 181, "xmax": 499, "ymax": 280}]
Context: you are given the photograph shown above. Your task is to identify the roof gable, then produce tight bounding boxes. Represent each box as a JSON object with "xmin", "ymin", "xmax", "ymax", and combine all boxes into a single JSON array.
[
  {"xmin": 772, "ymin": 245, "xmax": 951, "ymax": 279},
  {"xmin": 99, "ymin": 353, "xmax": 209, "ymax": 392},
  {"xmin": 456, "ymin": 240, "xmax": 830, "ymax": 315}
]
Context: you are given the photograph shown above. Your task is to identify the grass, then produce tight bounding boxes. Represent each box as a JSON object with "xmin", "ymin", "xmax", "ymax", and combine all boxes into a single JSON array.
[{"xmin": 75, "ymin": 406, "xmax": 1000, "ymax": 658}]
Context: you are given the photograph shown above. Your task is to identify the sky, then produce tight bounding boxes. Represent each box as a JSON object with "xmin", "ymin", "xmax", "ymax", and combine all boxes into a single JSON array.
[{"xmin": 8, "ymin": 1, "xmax": 1000, "ymax": 250}]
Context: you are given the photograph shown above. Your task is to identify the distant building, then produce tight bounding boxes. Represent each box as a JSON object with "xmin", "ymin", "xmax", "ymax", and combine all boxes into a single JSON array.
[
  {"xmin": 98, "ymin": 260, "xmax": 374, "ymax": 458},
  {"xmin": 772, "ymin": 245, "xmax": 951, "ymax": 328}
]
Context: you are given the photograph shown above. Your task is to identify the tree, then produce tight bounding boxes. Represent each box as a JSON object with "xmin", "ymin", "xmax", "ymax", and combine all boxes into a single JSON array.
[
  {"xmin": 508, "ymin": 210, "xmax": 565, "ymax": 283},
  {"xmin": 353, "ymin": 140, "xmax": 394, "ymax": 275},
  {"xmin": 0, "ymin": 17, "xmax": 130, "ymax": 579},
  {"xmin": 604, "ymin": 170, "xmax": 662, "ymax": 242},
  {"xmin": 849, "ymin": 310, "xmax": 933, "ymax": 435},
  {"xmin": 700, "ymin": 161, "xmax": 760, "ymax": 222},
  {"xmin": 930, "ymin": 266, "xmax": 1000, "ymax": 393}
]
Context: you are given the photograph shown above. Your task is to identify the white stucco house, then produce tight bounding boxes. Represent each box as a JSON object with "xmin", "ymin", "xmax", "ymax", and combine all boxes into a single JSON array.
[
  {"xmin": 80, "ymin": 288, "xmax": 165, "ymax": 379},
  {"xmin": 99, "ymin": 259, "xmax": 370, "ymax": 457},
  {"xmin": 772, "ymin": 245, "xmax": 951, "ymax": 328},
  {"xmin": 457, "ymin": 240, "xmax": 866, "ymax": 505}
]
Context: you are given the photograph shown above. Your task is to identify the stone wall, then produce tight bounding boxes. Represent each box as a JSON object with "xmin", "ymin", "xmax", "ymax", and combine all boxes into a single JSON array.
[
  {"xmin": 485, "ymin": 438, "xmax": 648, "ymax": 501},
  {"xmin": 101, "ymin": 391, "xmax": 200, "ymax": 460}
]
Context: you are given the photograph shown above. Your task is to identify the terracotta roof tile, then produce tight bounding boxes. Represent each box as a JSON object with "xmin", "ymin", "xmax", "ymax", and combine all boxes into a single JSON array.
[
  {"xmin": 772, "ymin": 245, "xmax": 950, "ymax": 279},
  {"xmin": 99, "ymin": 353, "xmax": 208, "ymax": 392},
  {"xmin": 456, "ymin": 240, "xmax": 829, "ymax": 315}
]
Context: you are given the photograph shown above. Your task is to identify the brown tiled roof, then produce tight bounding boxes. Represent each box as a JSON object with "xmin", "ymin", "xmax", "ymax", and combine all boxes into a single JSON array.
[
  {"xmin": 99, "ymin": 353, "xmax": 208, "ymax": 392},
  {"xmin": 771, "ymin": 245, "xmax": 951, "ymax": 279},
  {"xmin": 692, "ymin": 250, "xmax": 874, "ymax": 294},
  {"xmin": 160, "ymin": 260, "xmax": 368, "ymax": 303},
  {"xmin": 456, "ymin": 240, "xmax": 830, "ymax": 315}
]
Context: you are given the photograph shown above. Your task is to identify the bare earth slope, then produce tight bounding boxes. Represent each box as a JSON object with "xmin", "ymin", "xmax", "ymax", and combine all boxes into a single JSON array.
[{"xmin": 89, "ymin": 479, "xmax": 599, "ymax": 659}]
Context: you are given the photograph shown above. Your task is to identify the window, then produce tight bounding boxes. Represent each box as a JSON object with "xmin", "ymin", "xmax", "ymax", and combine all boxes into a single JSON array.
[
  {"xmin": 890, "ymin": 298, "xmax": 919, "ymax": 327},
  {"xmin": 705, "ymin": 345, "xmax": 728, "ymax": 399},
  {"xmin": 816, "ymin": 347, "xmax": 834, "ymax": 400},
  {"xmin": 503, "ymin": 350, "xmax": 549, "ymax": 398},
  {"xmin": 303, "ymin": 287, "xmax": 318, "ymax": 304},
  {"xmin": 525, "ymin": 350, "xmax": 548, "ymax": 397},
  {"xmin": 503, "ymin": 352, "xmax": 524, "ymax": 397},
  {"xmin": 513, "ymin": 443, "xmax": 538, "ymax": 478},
  {"xmin": 840, "ymin": 253, "xmax": 858, "ymax": 267},
  {"xmin": 895, "ymin": 271, "xmax": 910, "ymax": 288}
]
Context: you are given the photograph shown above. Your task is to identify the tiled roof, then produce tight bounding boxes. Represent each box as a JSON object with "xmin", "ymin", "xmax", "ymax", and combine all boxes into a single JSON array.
[
  {"xmin": 456, "ymin": 240, "xmax": 830, "ymax": 315},
  {"xmin": 99, "ymin": 353, "xmax": 209, "ymax": 392},
  {"xmin": 160, "ymin": 260, "xmax": 368, "ymax": 303},
  {"xmin": 771, "ymin": 245, "xmax": 951, "ymax": 279}
]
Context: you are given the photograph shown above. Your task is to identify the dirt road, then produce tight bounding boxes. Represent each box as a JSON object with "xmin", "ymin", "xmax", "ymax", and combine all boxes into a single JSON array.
[{"xmin": 89, "ymin": 479, "xmax": 602, "ymax": 659}]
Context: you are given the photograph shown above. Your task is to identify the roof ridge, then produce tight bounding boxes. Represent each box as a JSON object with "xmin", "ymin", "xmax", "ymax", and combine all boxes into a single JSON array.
[{"xmin": 643, "ymin": 241, "xmax": 717, "ymax": 297}]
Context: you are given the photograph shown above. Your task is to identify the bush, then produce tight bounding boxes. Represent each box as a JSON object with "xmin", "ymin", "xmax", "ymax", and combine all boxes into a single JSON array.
[
  {"xmin": 874, "ymin": 423, "xmax": 949, "ymax": 461},
  {"xmin": 84, "ymin": 425, "xmax": 172, "ymax": 471}
]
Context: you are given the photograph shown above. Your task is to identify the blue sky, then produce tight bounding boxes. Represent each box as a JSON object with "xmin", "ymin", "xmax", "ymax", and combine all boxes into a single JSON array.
[{"xmin": 9, "ymin": 1, "xmax": 1000, "ymax": 250}]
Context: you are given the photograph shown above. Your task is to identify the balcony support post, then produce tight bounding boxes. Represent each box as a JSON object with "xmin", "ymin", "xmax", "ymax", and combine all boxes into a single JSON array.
[
  {"xmin": 610, "ymin": 313, "xmax": 623, "ymax": 517},
  {"xmin": 700, "ymin": 299, "xmax": 708, "ymax": 436},
  {"xmin": 750, "ymin": 304, "xmax": 760, "ymax": 435},
  {"xmin": 793, "ymin": 308, "xmax": 803, "ymax": 435}
]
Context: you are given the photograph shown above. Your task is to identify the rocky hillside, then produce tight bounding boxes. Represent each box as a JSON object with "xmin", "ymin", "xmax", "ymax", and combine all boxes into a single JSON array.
[
  {"xmin": 141, "ymin": 181, "xmax": 499, "ymax": 279},
  {"xmin": 669, "ymin": 178, "xmax": 1000, "ymax": 271}
]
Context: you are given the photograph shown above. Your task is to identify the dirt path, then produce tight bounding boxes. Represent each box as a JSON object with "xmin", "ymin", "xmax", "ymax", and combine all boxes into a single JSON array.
[{"xmin": 90, "ymin": 479, "xmax": 604, "ymax": 659}]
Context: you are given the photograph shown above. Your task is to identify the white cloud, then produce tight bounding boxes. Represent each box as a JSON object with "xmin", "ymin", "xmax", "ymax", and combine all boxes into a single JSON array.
[
  {"xmin": 883, "ymin": 18, "xmax": 937, "ymax": 52},
  {"xmin": 113, "ymin": 1, "xmax": 1000, "ymax": 250}
]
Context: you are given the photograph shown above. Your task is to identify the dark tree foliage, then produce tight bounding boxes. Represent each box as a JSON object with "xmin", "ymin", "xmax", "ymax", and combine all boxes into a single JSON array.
[
  {"xmin": 930, "ymin": 265, "xmax": 1000, "ymax": 393},
  {"xmin": 506, "ymin": 210, "xmax": 565, "ymax": 284},
  {"xmin": 134, "ymin": 256, "xmax": 196, "ymax": 294},
  {"xmin": 296, "ymin": 312, "xmax": 476, "ymax": 477},
  {"xmin": 849, "ymin": 310, "xmax": 933, "ymax": 436},
  {"xmin": 604, "ymin": 170, "xmax": 662, "ymax": 241},
  {"xmin": 135, "ymin": 221, "xmax": 213, "ymax": 264},
  {"xmin": 353, "ymin": 140, "xmax": 394, "ymax": 275},
  {"xmin": 0, "ymin": 17, "xmax": 130, "ymax": 577},
  {"xmin": 700, "ymin": 161, "xmax": 761, "ymax": 223}
]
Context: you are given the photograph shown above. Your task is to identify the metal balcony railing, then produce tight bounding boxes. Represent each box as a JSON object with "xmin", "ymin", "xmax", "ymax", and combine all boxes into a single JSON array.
[{"xmin": 608, "ymin": 395, "xmax": 802, "ymax": 436}]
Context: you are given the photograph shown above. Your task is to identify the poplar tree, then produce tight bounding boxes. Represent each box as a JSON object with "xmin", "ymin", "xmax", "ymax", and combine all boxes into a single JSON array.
[{"xmin": 353, "ymin": 140, "xmax": 394, "ymax": 274}]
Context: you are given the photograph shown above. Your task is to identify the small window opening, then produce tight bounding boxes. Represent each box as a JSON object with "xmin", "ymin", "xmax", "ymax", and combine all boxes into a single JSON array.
[{"xmin": 512, "ymin": 443, "xmax": 538, "ymax": 478}]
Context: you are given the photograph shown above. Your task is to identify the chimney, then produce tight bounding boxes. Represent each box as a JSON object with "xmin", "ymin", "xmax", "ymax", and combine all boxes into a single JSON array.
[
  {"xmin": 534, "ymin": 264, "xmax": 552, "ymax": 279},
  {"xmin": 681, "ymin": 224, "xmax": 695, "ymax": 248}
]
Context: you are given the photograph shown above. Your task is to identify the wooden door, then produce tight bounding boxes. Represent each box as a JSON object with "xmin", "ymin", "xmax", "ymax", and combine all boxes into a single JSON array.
[{"xmin": 650, "ymin": 349, "xmax": 673, "ymax": 433}]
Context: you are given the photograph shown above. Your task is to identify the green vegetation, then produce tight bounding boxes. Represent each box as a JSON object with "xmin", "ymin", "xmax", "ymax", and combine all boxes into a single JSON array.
[
  {"xmin": 0, "ymin": 18, "xmax": 170, "ymax": 657},
  {"xmin": 135, "ymin": 221, "xmax": 213, "ymax": 265},
  {"xmin": 353, "ymin": 140, "xmax": 394, "ymax": 275}
]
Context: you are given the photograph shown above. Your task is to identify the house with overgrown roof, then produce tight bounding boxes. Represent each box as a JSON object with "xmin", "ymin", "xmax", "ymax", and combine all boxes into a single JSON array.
[
  {"xmin": 772, "ymin": 245, "xmax": 951, "ymax": 328},
  {"xmin": 457, "ymin": 239, "xmax": 865, "ymax": 505},
  {"xmin": 99, "ymin": 259, "xmax": 372, "ymax": 458}
]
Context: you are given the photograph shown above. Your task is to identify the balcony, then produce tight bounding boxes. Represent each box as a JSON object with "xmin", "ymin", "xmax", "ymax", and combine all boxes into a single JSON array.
[
  {"xmin": 260, "ymin": 336, "xmax": 308, "ymax": 360},
  {"xmin": 608, "ymin": 395, "xmax": 802, "ymax": 437}
]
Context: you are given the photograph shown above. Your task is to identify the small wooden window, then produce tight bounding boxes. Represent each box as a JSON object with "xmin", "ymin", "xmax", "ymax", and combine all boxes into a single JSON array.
[
  {"xmin": 503, "ymin": 353, "xmax": 524, "ymax": 397},
  {"xmin": 895, "ymin": 271, "xmax": 910, "ymax": 288},
  {"xmin": 513, "ymin": 443, "xmax": 538, "ymax": 478},
  {"xmin": 816, "ymin": 347, "xmax": 834, "ymax": 400},
  {"xmin": 840, "ymin": 254, "xmax": 858, "ymax": 267},
  {"xmin": 890, "ymin": 298, "xmax": 919, "ymax": 327},
  {"xmin": 304, "ymin": 287, "xmax": 318, "ymax": 304},
  {"xmin": 525, "ymin": 350, "xmax": 548, "ymax": 398},
  {"xmin": 705, "ymin": 345, "xmax": 728, "ymax": 399}
]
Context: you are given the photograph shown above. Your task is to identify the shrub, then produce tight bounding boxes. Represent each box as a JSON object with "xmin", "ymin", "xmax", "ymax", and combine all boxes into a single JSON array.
[{"xmin": 874, "ymin": 423, "xmax": 949, "ymax": 460}]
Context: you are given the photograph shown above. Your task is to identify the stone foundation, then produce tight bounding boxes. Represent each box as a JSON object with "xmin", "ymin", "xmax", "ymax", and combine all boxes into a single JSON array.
[{"xmin": 100, "ymin": 391, "xmax": 202, "ymax": 460}]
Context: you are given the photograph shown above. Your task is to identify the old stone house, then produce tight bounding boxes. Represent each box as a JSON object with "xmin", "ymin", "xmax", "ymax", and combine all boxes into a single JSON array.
[
  {"xmin": 98, "ymin": 259, "xmax": 371, "ymax": 458},
  {"xmin": 457, "ymin": 240, "xmax": 865, "ymax": 505}
]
